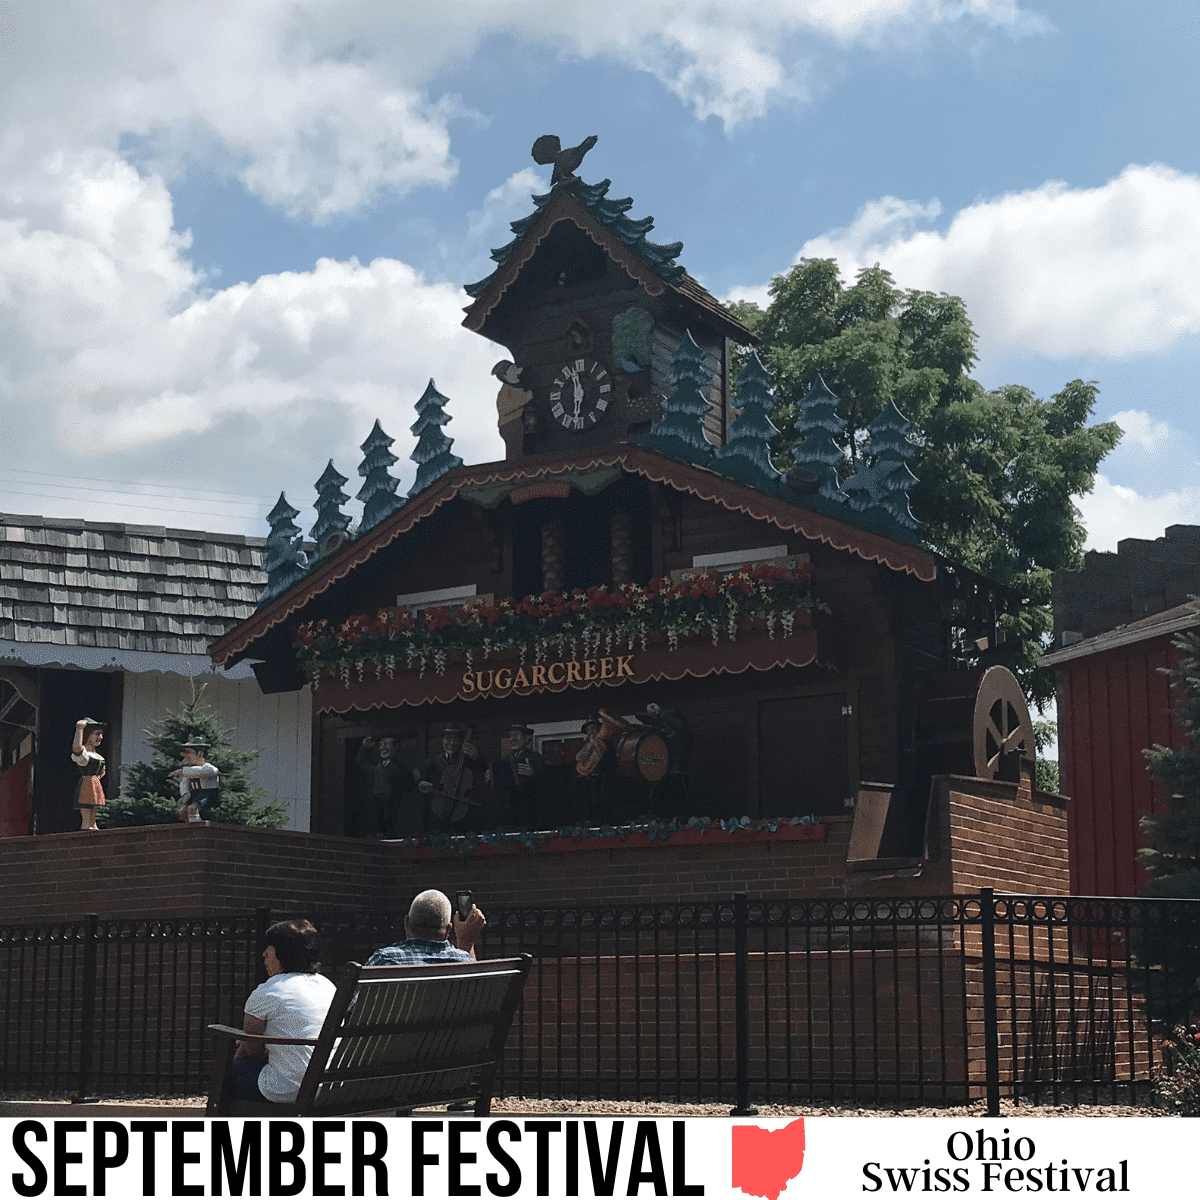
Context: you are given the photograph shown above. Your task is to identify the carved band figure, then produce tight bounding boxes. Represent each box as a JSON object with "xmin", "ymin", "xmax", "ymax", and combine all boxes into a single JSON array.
[
  {"xmin": 494, "ymin": 724, "xmax": 546, "ymax": 829},
  {"xmin": 418, "ymin": 725, "xmax": 488, "ymax": 830},
  {"xmin": 355, "ymin": 736, "xmax": 412, "ymax": 837}
]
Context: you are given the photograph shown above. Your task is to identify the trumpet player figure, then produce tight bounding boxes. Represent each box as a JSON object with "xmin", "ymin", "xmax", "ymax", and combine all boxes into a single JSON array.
[{"xmin": 574, "ymin": 712, "xmax": 620, "ymax": 819}]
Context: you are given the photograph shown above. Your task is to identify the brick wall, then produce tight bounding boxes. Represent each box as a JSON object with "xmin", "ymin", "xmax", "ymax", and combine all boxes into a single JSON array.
[
  {"xmin": 505, "ymin": 948, "xmax": 972, "ymax": 1103},
  {"xmin": 0, "ymin": 820, "xmax": 852, "ymax": 922},
  {"xmin": 0, "ymin": 774, "xmax": 1072, "ymax": 924},
  {"xmin": 940, "ymin": 775, "xmax": 1070, "ymax": 894},
  {"xmin": 0, "ymin": 825, "xmax": 395, "ymax": 920}
]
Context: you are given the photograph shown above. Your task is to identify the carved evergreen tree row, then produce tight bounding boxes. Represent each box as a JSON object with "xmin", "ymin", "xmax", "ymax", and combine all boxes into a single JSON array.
[
  {"xmin": 260, "ymin": 379, "xmax": 466, "ymax": 603},
  {"xmin": 844, "ymin": 401, "xmax": 920, "ymax": 539},
  {"xmin": 784, "ymin": 374, "xmax": 920, "ymax": 542},
  {"xmin": 357, "ymin": 419, "xmax": 404, "ymax": 533},
  {"xmin": 259, "ymin": 493, "xmax": 308, "ymax": 606},
  {"xmin": 713, "ymin": 351, "xmax": 781, "ymax": 491},
  {"xmin": 310, "ymin": 460, "xmax": 351, "ymax": 555},
  {"xmin": 409, "ymin": 379, "xmax": 463, "ymax": 497},
  {"xmin": 640, "ymin": 330, "xmax": 714, "ymax": 466}
]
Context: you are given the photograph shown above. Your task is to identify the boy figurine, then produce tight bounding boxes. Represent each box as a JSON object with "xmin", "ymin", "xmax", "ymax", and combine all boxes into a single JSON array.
[{"xmin": 169, "ymin": 736, "xmax": 221, "ymax": 823}]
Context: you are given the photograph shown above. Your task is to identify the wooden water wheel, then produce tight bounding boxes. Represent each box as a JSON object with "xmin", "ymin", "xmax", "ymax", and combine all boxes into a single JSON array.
[{"xmin": 972, "ymin": 665, "xmax": 1036, "ymax": 782}]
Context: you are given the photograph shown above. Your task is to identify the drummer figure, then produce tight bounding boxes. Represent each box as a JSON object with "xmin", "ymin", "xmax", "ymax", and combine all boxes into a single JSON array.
[{"xmin": 637, "ymin": 702, "xmax": 692, "ymax": 817}]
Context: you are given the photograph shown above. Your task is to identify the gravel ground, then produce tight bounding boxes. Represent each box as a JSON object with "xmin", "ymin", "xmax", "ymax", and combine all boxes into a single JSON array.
[
  {"xmin": 488, "ymin": 1098, "xmax": 1166, "ymax": 1118},
  {"xmin": 1, "ymin": 1094, "xmax": 1167, "ymax": 1118}
]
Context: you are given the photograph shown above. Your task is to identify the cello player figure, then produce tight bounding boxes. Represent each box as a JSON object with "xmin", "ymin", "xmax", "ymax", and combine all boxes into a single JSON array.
[{"xmin": 417, "ymin": 724, "xmax": 489, "ymax": 833}]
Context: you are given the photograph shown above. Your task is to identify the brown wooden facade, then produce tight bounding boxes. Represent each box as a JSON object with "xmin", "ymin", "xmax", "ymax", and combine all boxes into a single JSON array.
[
  {"xmin": 210, "ymin": 445, "xmax": 1010, "ymax": 848},
  {"xmin": 212, "ymin": 165, "xmax": 1025, "ymax": 855}
]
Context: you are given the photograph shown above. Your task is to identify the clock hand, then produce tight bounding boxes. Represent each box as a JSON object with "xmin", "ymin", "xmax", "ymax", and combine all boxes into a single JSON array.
[{"xmin": 572, "ymin": 374, "xmax": 584, "ymax": 416}]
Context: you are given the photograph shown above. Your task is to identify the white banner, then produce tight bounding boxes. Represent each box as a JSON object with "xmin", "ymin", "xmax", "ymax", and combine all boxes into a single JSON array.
[{"xmin": 0, "ymin": 1116, "xmax": 1178, "ymax": 1199}]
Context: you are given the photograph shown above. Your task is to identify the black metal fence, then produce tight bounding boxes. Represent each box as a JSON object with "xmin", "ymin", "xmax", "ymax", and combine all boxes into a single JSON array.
[{"xmin": 2, "ymin": 892, "xmax": 1194, "ymax": 1112}]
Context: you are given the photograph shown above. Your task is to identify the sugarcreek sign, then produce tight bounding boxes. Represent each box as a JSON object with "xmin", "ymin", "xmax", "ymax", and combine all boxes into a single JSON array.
[
  {"xmin": 310, "ymin": 624, "xmax": 823, "ymax": 713},
  {"xmin": 462, "ymin": 654, "xmax": 636, "ymax": 698}
]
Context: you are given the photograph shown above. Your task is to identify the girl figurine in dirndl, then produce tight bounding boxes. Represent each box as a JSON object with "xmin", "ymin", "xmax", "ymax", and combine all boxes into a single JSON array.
[{"xmin": 71, "ymin": 717, "xmax": 106, "ymax": 830}]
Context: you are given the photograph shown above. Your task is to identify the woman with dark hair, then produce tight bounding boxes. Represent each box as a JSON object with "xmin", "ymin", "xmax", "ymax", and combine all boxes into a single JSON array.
[{"xmin": 228, "ymin": 919, "xmax": 336, "ymax": 1103}]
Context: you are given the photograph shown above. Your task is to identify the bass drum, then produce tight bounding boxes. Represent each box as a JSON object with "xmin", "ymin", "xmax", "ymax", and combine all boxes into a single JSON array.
[{"xmin": 615, "ymin": 731, "xmax": 669, "ymax": 783}]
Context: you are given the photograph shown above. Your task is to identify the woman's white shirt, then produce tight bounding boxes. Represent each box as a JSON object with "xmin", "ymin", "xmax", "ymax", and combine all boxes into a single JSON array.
[{"xmin": 243, "ymin": 972, "xmax": 337, "ymax": 1102}]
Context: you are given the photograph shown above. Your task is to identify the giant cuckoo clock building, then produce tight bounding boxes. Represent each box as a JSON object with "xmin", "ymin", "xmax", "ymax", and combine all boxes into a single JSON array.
[{"xmin": 210, "ymin": 139, "xmax": 1065, "ymax": 902}]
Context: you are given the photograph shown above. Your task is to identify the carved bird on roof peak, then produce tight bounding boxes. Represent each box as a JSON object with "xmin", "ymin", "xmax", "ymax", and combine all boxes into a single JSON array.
[{"xmin": 531, "ymin": 134, "xmax": 598, "ymax": 187}]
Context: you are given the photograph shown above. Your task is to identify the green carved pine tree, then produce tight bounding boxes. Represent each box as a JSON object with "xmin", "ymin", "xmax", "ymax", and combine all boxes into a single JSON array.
[
  {"xmin": 790, "ymin": 374, "xmax": 848, "ymax": 504},
  {"xmin": 713, "ymin": 351, "xmax": 782, "ymax": 491},
  {"xmin": 310, "ymin": 459, "xmax": 351, "ymax": 556},
  {"xmin": 641, "ymin": 330, "xmax": 713, "ymax": 466},
  {"xmin": 259, "ymin": 492, "xmax": 308, "ymax": 606},
  {"xmin": 1134, "ymin": 610, "xmax": 1200, "ymax": 1030},
  {"xmin": 843, "ymin": 400, "xmax": 920, "ymax": 541},
  {"xmin": 409, "ymin": 379, "xmax": 463, "ymax": 497},
  {"xmin": 357, "ymin": 420, "xmax": 403, "ymax": 532},
  {"xmin": 100, "ymin": 685, "xmax": 288, "ymax": 828}
]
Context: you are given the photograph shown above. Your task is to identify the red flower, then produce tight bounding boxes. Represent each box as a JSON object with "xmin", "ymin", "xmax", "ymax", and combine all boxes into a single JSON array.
[{"xmin": 424, "ymin": 606, "xmax": 451, "ymax": 631}]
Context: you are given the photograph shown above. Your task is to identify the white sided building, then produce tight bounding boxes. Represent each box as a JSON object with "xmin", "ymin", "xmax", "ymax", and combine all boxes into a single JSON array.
[{"xmin": 0, "ymin": 513, "xmax": 311, "ymax": 835}]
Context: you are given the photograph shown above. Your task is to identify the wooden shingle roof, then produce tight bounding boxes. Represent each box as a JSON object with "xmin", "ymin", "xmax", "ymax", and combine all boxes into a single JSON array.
[
  {"xmin": 0, "ymin": 513, "xmax": 266, "ymax": 665},
  {"xmin": 462, "ymin": 177, "xmax": 756, "ymax": 346}
]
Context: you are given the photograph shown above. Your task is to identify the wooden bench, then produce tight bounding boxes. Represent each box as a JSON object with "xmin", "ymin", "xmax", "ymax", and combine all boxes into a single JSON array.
[{"xmin": 206, "ymin": 955, "xmax": 532, "ymax": 1117}]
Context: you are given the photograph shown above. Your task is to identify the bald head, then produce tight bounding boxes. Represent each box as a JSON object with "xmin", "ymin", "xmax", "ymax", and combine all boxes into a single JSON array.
[{"xmin": 406, "ymin": 889, "xmax": 452, "ymax": 941}]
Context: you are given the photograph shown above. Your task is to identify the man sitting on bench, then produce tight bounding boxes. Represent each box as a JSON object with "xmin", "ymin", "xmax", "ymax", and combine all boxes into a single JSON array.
[{"xmin": 366, "ymin": 889, "xmax": 486, "ymax": 966}]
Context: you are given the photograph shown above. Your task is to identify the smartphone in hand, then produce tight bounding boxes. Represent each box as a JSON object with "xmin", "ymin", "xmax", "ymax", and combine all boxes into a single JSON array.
[{"xmin": 456, "ymin": 889, "xmax": 473, "ymax": 921}]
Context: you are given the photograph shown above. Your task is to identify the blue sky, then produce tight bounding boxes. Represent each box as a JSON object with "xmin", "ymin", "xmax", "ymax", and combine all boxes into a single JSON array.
[{"xmin": 1, "ymin": 1, "xmax": 1197, "ymax": 550}]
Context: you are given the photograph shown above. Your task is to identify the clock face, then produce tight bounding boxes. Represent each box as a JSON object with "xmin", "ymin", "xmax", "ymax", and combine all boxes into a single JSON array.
[{"xmin": 548, "ymin": 358, "xmax": 612, "ymax": 431}]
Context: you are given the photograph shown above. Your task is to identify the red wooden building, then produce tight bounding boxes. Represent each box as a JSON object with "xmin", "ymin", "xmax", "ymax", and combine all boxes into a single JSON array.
[{"xmin": 1040, "ymin": 602, "xmax": 1193, "ymax": 896}]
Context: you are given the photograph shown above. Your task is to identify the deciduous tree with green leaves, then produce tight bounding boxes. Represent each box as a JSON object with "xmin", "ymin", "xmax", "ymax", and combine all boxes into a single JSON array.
[
  {"xmin": 100, "ymin": 686, "xmax": 288, "ymax": 829},
  {"xmin": 729, "ymin": 260, "xmax": 1122, "ymax": 707}
]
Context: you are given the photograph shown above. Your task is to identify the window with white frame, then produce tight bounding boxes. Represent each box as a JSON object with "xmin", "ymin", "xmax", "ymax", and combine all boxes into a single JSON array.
[
  {"xmin": 395, "ymin": 584, "xmax": 480, "ymax": 613},
  {"xmin": 672, "ymin": 546, "xmax": 806, "ymax": 584},
  {"xmin": 690, "ymin": 545, "xmax": 788, "ymax": 569}
]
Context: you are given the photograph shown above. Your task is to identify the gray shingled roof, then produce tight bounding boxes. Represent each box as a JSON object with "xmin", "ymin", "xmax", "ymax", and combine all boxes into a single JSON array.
[{"xmin": 0, "ymin": 513, "xmax": 266, "ymax": 657}]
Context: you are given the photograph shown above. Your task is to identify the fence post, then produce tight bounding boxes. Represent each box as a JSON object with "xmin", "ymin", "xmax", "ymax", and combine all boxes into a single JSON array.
[
  {"xmin": 980, "ymin": 888, "xmax": 1001, "ymax": 1117},
  {"xmin": 729, "ymin": 892, "xmax": 758, "ymax": 1116},
  {"xmin": 255, "ymin": 907, "xmax": 271, "ymax": 985},
  {"xmin": 71, "ymin": 913, "xmax": 99, "ymax": 1103}
]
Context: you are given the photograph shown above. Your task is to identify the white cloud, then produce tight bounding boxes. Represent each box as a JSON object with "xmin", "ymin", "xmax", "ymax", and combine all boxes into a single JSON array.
[
  {"xmin": 0, "ymin": 149, "xmax": 504, "ymax": 533},
  {"xmin": 786, "ymin": 165, "xmax": 1200, "ymax": 360},
  {"xmin": 1110, "ymin": 409, "xmax": 1172, "ymax": 455},
  {"xmin": 0, "ymin": 1, "xmax": 1045, "ymax": 533},
  {"xmin": 1078, "ymin": 474, "xmax": 1200, "ymax": 553},
  {"xmin": 0, "ymin": 2, "xmax": 1039, "ymax": 220},
  {"xmin": 466, "ymin": 168, "xmax": 549, "ymax": 244}
]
